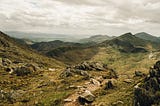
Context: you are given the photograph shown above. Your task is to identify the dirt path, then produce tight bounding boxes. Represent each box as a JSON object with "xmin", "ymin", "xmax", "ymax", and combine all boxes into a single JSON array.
[{"xmin": 64, "ymin": 79, "xmax": 106, "ymax": 106}]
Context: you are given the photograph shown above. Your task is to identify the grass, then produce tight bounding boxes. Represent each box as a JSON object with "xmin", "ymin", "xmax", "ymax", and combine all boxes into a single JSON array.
[{"xmin": 90, "ymin": 47, "xmax": 158, "ymax": 105}]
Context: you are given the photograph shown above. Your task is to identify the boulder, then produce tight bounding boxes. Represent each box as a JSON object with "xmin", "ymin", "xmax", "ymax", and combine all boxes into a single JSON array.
[
  {"xmin": 60, "ymin": 68, "xmax": 73, "ymax": 78},
  {"xmin": 104, "ymin": 80, "xmax": 114, "ymax": 90},
  {"xmin": 78, "ymin": 90, "xmax": 95, "ymax": 105},
  {"xmin": 14, "ymin": 64, "xmax": 37, "ymax": 76},
  {"xmin": 103, "ymin": 79, "xmax": 117, "ymax": 90},
  {"xmin": 5, "ymin": 67, "xmax": 14, "ymax": 74},
  {"xmin": 94, "ymin": 62, "xmax": 105, "ymax": 71},
  {"xmin": 90, "ymin": 78, "xmax": 100, "ymax": 86}
]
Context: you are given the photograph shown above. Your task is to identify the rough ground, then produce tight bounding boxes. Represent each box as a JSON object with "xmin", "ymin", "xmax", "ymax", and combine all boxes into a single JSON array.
[{"xmin": 58, "ymin": 47, "xmax": 159, "ymax": 106}]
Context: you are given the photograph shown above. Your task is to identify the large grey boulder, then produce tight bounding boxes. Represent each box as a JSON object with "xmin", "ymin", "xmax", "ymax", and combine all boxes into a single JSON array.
[{"xmin": 78, "ymin": 90, "xmax": 95, "ymax": 105}]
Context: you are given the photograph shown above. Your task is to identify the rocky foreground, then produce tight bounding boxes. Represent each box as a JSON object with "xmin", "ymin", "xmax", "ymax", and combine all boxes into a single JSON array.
[
  {"xmin": 61, "ymin": 61, "xmax": 119, "ymax": 105},
  {"xmin": 134, "ymin": 61, "xmax": 160, "ymax": 106}
]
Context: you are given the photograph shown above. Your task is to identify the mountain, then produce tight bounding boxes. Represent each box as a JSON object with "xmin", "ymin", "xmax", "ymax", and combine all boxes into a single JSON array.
[
  {"xmin": 31, "ymin": 40, "xmax": 97, "ymax": 64},
  {"xmin": 135, "ymin": 32, "xmax": 160, "ymax": 43},
  {"xmin": 2, "ymin": 30, "xmax": 160, "ymax": 106},
  {"xmin": 31, "ymin": 40, "xmax": 85, "ymax": 54},
  {"xmin": 5, "ymin": 31, "xmax": 82, "ymax": 42},
  {"xmin": 100, "ymin": 32, "xmax": 158, "ymax": 53},
  {"xmin": 0, "ymin": 31, "xmax": 63, "ymax": 68},
  {"xmin": 79, "ymin": 35, "xmax": 115, "ymax": 43}
]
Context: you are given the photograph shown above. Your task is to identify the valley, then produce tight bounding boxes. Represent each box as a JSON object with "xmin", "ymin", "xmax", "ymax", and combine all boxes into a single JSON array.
[{"xmin": 0, "ymin": 31, "xmax": 160, "ymax": 106}]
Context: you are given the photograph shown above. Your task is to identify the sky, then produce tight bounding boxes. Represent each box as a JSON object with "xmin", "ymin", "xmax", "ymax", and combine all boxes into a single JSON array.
[{"xmin": 0, "ymin": 0, "xmax": 160, "ymax": 36}]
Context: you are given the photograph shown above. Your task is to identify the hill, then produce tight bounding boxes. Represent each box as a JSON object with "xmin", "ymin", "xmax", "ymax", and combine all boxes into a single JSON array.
[
  {"xmin": 135, "ymin": 32, "xmax": 160, "ymax": 43},
  {"xmin": 79, "ymin": 35, "xmax": 115, "ymax": 43},
  {"xmin": 31, "ymin": 40, "xmax": 97, "ymax": 64},
  {"xmin": 0, "ymin": 31, "xmax": 63, "ymax": 68},
  {"xmin": 100, "ymin": 32, "xmax": 158, "ymax": 53},
  {"xmin": 31, "ymin": 40, "xmax": 92, "ymax": 54}
]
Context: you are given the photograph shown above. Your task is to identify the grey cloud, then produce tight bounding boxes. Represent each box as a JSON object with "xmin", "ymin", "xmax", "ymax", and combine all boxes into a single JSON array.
[{"xmin": 0, "ymin": 0, "xmax": 160, "ymax": 36}]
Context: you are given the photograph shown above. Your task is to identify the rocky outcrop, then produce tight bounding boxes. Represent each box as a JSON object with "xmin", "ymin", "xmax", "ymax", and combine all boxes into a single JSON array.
[
  {"xmin": 74, "ymin": 61, "xmax": 106, "ymax": 71},
  {"xmin": 60, "ymin": 61, "xmax": 118, "ymax": 78},
  {"xmin": 134, "ymin": 61, "xmax": 160, "ymax": 106},
  {"xmin": 0, "ymin": 58, "xmax": 39, "ymax": 76},
  {"xmin": 13, "ymin": 64, "xmax": 37, "ymax": 76}
]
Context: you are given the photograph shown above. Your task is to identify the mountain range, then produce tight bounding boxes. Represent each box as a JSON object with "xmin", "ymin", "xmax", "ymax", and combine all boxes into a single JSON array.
[{"xmin": 1, "ymin": 31, "xmax": 160, "ymax": 106}]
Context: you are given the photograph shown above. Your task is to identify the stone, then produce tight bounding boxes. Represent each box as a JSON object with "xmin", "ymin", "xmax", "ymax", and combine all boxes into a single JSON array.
[
  {"xmin": 60, "ymin": 68, "xmax": 73, "ymax": 78},
  {"xmin": 135, "ymin": 71, "xmax": 144, "ymax": 77},
  {"xmin": 14, "ymin": 64, "xmax": 37, "ymax": 76},
  {"xmin": 95, "ymin": 63, "xmax": 105, "ymax": 71},
  {"xmin": 123, "ymin": 79, "xmax": 133, "ymax": 83},
  {"xmin": 64, "ymin": 99, "xmax": 73, "ymax": 102},
  {"xmin": 102, "ymin": 79, "xmax": 117, "ymax": 89},
  {"xmin": 112, "ymin": 101, "xmax": 124, "ymax": 105},
  {"xmin": 5, "ymin": 67, "xmax": 14, "ymax": 74},
  {"xmin": 78, "ymin": 90, "xmax": 95, "ymax": 105},
  {"xmin": 80, "ymin": 71, "xmax": 89, "ymax": 77},
  {"xmin": 104, "ymin": 80, "xmax": 114, "ymax": 90},
  {"xmin": 2, "ymin": 58, "xmax": 12, "ymax": 66},
  {"xmin": 90, "ymin": 78, "xmax": 100, "ymax": 86},
  {"xmin": 48, "ymin": 68, "xmax": 56, "ymax": 71}
]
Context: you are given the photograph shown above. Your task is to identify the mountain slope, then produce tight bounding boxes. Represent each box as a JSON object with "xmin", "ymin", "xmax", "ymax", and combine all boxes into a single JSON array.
[
  {"xmin": 31, "ymin": 40, "xmax": 97, "ymax": 64},
  {"xmin": 31, "ymin": 40, "xmax": 87, "ymax": 54},
  {"xmin": 135, "ymin": 32, "xmax": 160, "ymax": 43},
  {"xmin": 0, "ymin": 31, "xmax": 63, "ymax": 68},
  {"xmin": 100, "ymin": 32, "xmax": 158, "ymax": 53},
  {"xmin": 79, "ymin": 35, "xmax": 115, "ymax": 43}
]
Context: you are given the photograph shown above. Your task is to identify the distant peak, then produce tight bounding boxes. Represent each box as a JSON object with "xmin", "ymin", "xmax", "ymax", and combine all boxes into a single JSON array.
[
  {"xmin": 90, "ymin": 35, "xmax": 108, "ymax": 38},
  {"xmin": 120, "ymin": 32, "xmax": 134, "ymax": 38},
  {"xmin": 123, "ymin": 32, "xmax": 133, "ymax": 36}
]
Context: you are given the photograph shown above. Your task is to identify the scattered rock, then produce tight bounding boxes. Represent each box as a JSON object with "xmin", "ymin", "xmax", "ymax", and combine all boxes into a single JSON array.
[
  {"xmin": 135, "ymin": 71, "xmax": 145, "ymax": 77},
  {"xmin": 78, "ymin": 90, "xmax": 95, "ymax": 105},
  {"xmin": 14, "ymin": 64, "xmax": 37, "ymax": 76},
  {"xmin": 68, "ymin": 85, "xmax": 77, "ymax": 89},
  {"xmin": 48, "ymin": 68, "xmax": 56, "ymax": 71},
  {"xmin": 104, "ymin": 80, "xmax": 114, "ymax": 90},
  {"xmin": 60, "ymin": 68, "xmax": 73, "ymax": 78},
  {"xmin": 60, "ymin": 61, "xmax": 118, "ymax": 78},
  {"xmin": 2, "ymin": 58, "xmax": 12, "ymax": 66},
  {"xmin": 90, "ymin": 78, "xmax": 100, "ymax": 86},
  {"xmin": 123, "ymin": 79, "xmax": 133, "ymax": 83},
  {"xmin": 103, "ymin": 79, "xmax": 117, "ymax": 90},
  {"xmin": 5, "ymin": 67, "xmax": 14, "ymax": 74},
  {"xmin": 75, "ymin": 61, "xmax": 107, "ymax": 71},
  {"xmin": 112, "ymin": 100, "xmax": 124, "ymax": 106},
  {"xmin": 64, "ymin": 99, "xmax": 73, "ymax": 102}
]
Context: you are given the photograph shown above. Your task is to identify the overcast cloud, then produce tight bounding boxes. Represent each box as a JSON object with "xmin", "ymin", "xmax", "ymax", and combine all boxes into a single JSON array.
[{"xmin": 0, "ymin": 0, "xmax": 160, "ymax": 36}]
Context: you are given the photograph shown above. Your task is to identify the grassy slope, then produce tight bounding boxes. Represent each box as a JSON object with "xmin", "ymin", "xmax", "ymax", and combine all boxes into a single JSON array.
[
  {"xmin": 0, "ymin": 31, "xmax": 69, "ymax": 106},
  {"xmin": 90, "ymin": 47, "xmax": 157, "ymax": 105}
]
